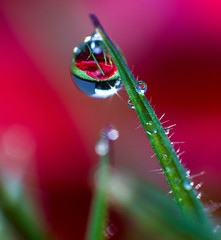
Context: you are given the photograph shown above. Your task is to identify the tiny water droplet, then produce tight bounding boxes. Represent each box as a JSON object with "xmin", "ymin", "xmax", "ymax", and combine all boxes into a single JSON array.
[
  {"xmin": 168, "ymin": 190, "xmax": 172, "ymax": 194},
  {"xmin": 174, "ymin": 178, "xmax": 181, "ymax": 185},
  {"xmin": 162, "ymin": 154, "xmax": 167, "ymax": 160},
  {"xmin": 183, "ymin": 181, "xmax": 192, "ymax": 191},
  {"xmin": 95, "ymin": 138, "xmax": 109, "ymax": 156},
  {"xmin": 186, "ymin": 170, "xmax": 191, "ymax": 178},
  {"xmin": 213, "ymin": 225, "xmax": 220, "ymax": 233},
  {"xmin": 135, "ymin": 81, "xmax": 147, "ymax": 95},
  {"xmin": 104, "ymin": 223, "xmax": 118, "ymax": 239},
  {"xmin": 128, "ymin": 99, "xmax": 135, "ymax": 109},
  {"xmin": 107, "ymin": 127, "xmax": 119, "ymax": 141},
  {"xmin": 165, "ymin": 167, "xmax": 171, "ymax": 174},
  {"xmin": 178, "ymin": 198, "xmax": 183, "ymax": 202},
  {"xmin": 147, "ymin": 121, "xmax": 153, "ymax": 126},
  {"xmin": 164, "ymin": 127, "xmax": 170, "ymax": 135},
  {"xmin": 197, "ymin": 192, "xmax": 202, "ymax": 199},
  {"xmin": 72, "ymin": 31, "xmax": 122, "ymax": 98},
  {"xmin": 145, "ymin": 121, "xmax": 157, "ymax": 135},
  {"xmin": 195, "ymin": 182, "xmax": 202, "ymax": 190}
]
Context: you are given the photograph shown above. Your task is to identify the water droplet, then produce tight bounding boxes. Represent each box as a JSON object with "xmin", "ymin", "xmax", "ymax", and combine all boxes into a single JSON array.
[
  {"xmin": 128, "ymin": 99, "xmax": 135, "ymax": 109},
  {"xmin": 135, "ymin": 81, "xmax": 147, "ymax": 95},
  {"xmin": 186, "ymin": 170, "xmax": 191, "ymax": 178},
  {"xmin": 95, "ymin": 138, "xmax": 109, "ymax": 156},
  {"xmin": 107, "ymin": 127, "xmax": 119, "ymax": 141},
  {"xmin": 162, "ymin": 154, "xmax": 167, "ymax": 160},
  {"xmin": 178, "ymin": 198, "xmax": 183, "ymax": 202},
  {"xmin": 174, "ymin": 178, "xmax": 181, "ymax": 185},
  {"xmin": 72, "ymin": 31, "xmax": 122, "ymax": 98},
  {"xmin": 213, "ymin": 225, "xmax": 220, "ymax": 233},
  {"xmin": 164, "ymin": 127, "xmax": 170, "ymax": 135},
  {"xmin": 197, "ymin": 192, "xmax": 202, "ymax": 199},
  {"xmin": 165, "ymin": 167, "xmax": 171, "ymax": 174},
  {"xmin": 104, "ymin": 223, "xmax": 118, "ymax": 239},
  {"xmin": 183, "ymin": 181, "xmax": 192, "ymax": 191},
  {"xmin": 145, "ymin": 121, "xmax": 157, "ymax": 135},
  {"xmin": 195, "ymin": 182, "xmax": 202, "ymax": 190}
]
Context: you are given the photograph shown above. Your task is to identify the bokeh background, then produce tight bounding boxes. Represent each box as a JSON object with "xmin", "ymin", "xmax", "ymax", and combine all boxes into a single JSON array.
[{"xmin": 0, "ymin": 0, "xmax": 221, "ymax": 239}]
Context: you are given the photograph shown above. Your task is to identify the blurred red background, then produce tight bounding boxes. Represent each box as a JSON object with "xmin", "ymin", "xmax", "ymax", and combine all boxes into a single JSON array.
[{"xmin": 0, "ymin": 0, "xmax": 221, "ymax": 239}]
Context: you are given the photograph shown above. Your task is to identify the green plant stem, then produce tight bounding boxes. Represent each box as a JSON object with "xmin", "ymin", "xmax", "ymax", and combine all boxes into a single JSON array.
[
  {"xmin": 0, "ymin": 183, "xmax": 50, "ymax": 240},
  {"xmin": 86, "ymin": 130, "xmax": 110, "ymax": 240},
  {"xmin": 89, "ymin": 14, "xmax": 212, "ymax": 229}
]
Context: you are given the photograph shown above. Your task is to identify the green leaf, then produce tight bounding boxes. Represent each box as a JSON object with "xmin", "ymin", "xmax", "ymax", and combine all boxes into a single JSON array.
[{"xmin": 89, "ymin": 13, "xmax": 213, "ymax": 230}]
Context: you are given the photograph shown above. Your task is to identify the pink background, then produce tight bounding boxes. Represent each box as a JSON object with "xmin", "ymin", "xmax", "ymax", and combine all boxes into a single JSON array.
[{"xmin": 0, "ymin": 0, "xmax": 221, "ymax": 239}]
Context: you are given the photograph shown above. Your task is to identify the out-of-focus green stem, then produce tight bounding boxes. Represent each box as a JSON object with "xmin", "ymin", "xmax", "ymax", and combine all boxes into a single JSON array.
[
  {"xmin": 86, "ymin": 128, "xmax": 110, "ymax": 240},
  {"xmin": 0, "ymin": 183, "xmax": 50, "ymax": 240},
  {"xmin": 89, "ymin": 14, "xmax": 212, "ymax": 229}
]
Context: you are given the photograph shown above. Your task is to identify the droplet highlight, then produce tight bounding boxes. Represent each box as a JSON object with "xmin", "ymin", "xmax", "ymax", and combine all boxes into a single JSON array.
[
  {"xmin": 135, "ymin": 81, "xmax": 147, "ymax": 95},
  {"xmin": 145, "ymin": 121, "xmax": 157, "ymax": 135}
]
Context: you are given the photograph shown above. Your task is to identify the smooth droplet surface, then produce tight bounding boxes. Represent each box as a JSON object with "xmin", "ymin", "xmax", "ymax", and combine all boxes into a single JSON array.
[
  {"xmin": 145, "ymin": 121, "xmax": 157, "ymax": 135},
  {"xmin": 135, "ymin": 81, "xmax": 147, "ymax": 95},
  {"xmin": 72, "ymin": 31, "xmax": 122, "ymax": 98},
  {"xmin": 183, "ymin": 181, "xmax": 192, "ymax": 191},
  {"xmin": 128, "ymin": 99, "xmax": 135, "ymax": 109}
]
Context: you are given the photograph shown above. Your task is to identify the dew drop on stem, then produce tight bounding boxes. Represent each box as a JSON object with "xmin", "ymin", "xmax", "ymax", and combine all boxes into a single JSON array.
[
  {"xmin": 72, "ymin": 31, "xmax": 122, "ymax": 98},
  {"xmin": 128, "ymin": 99, "xmax": 135, "ymax": 109},
  {"xmin": 183, "ymin": 181, "xmax": 192, "ymax": 191},
  {"xmin": 135, "ymin": 81, "xmax": 147, "ymax": 95}
]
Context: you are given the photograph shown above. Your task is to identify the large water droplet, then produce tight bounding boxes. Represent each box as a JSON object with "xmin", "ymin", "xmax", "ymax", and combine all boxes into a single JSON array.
[
  {"xmin": 72, "ymin": 31, "xmax": 122, "ymax": 98},
  {"xmin": 128, "ymin": 99, "xmax": 135, "ymax": 109},
  {"xmin": 183, "ymin": 181, "xmax": 192, "ymax": 191},
  {"xmin": 135, "ymin": 81, "xmax": 147, "ymax": 95}
]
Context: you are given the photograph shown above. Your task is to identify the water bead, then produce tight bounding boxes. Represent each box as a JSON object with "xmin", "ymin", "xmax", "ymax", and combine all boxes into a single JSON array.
[
  {"xmin": 95, "ymin": 138, "xmax": 109, "ymax": 156},
  {"xmin": 197, "ymin": 192, "xmax": 202, "ymax": 199},
  {"xmin": 72, "ymin": 31, "xmax": 122, "ymax": 98},
  {"xmin": 145, "ymin": 121, "xmax": 157, "ymax": 135},
  {"xmin": 135, "ymin": 81, "xmax": 147, "ymax": 95},
  {"xmin": 107, "ymin": 128, "xmax": 119, "ymax": 141},
  {"xmin": 128, "ymin": 99, "xmax": 135, "ymax": 109},
  {"xmin": 183, "ymin": 181, "xmax": 192, "ymax": 191}
]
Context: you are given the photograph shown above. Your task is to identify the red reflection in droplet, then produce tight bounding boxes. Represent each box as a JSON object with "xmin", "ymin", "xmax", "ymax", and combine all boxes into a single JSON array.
[{"xmin": 75, "ymin": 61, "xmax": 117, "ymax": 80}]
